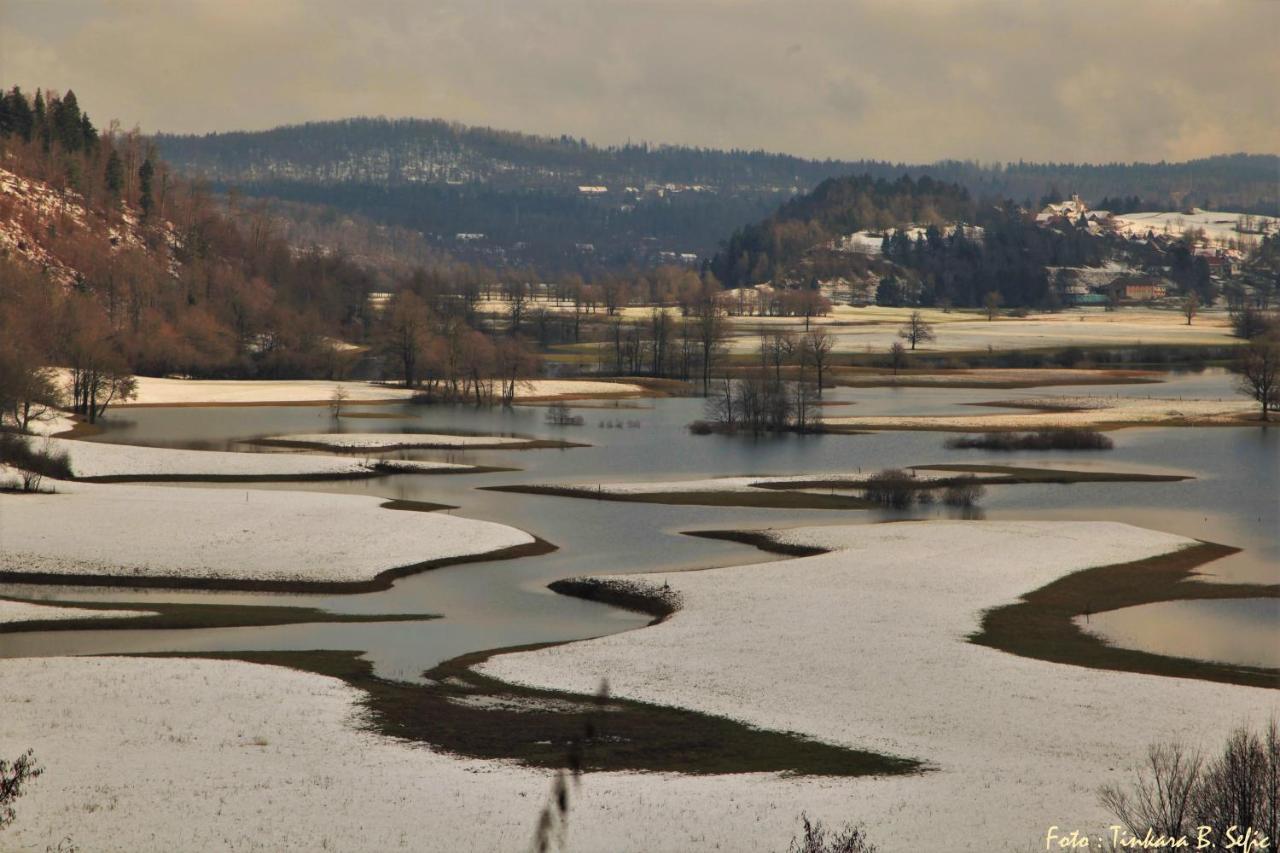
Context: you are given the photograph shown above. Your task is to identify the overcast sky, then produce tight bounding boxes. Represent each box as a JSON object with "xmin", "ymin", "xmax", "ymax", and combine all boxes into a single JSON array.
[{"xmin": 2, "ymin": 0, "xmax": 1276, "ymax": 164}]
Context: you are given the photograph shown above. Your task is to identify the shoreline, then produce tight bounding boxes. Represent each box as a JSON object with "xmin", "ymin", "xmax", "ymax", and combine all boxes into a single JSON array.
[
  {"xmin": 677, "ymin": 529, "xmax": 1275, "ymax": 688},
  {"xmin": 0, "ymin": 537, "xmax": 557, "ymax": 595}
]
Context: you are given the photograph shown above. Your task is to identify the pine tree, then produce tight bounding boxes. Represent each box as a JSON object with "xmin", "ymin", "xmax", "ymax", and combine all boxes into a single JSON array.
[
  {"xmin": 6, "ymin": 87, "xmax": 34, "ymax": 141},
  {"xmin": 54, "ymin": 90, "xmax": 83, "ymax": 151},
  {"xmin": 33, "ymin": 89, "xmax": 49, "ymax": 152},
  {"xmin": 80, "ymin": 112, "xmax": 97, "ymax": 150},
  {"xmin": 139, "ymin": 157, "xmax": 155, "ymax": 217},
  {"xmin": 105, "ymin": 149, "xmax": 124, "ymax": 197}
]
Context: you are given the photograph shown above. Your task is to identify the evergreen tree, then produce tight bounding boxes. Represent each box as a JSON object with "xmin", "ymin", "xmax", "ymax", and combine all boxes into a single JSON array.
[
  {"xmin": 5, "ymin": 87, "xmax": 34, "ymax": 141},
  {"xmin": 105, "ymin": 149, "xmax": 124, "ymax": 197},
  {"xmin": 33, "ymin": 89, "xmax": 49, "ymax": 152},
  {"xmin": 52, "ymin": 90, "xmax": 83, "ymax": 151},
  {"xmin": 80, "ymin": 112, "xmax": 97, "ymax": 150},
  {"xmin": 139, "ymin": 157, "xmax": 155, "ymax": 217}
]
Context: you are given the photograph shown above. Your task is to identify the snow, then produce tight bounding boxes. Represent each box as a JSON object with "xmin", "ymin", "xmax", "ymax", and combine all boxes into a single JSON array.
[
  {"xmin": 723, "ymin": 305, "xmax": 1238, "ymax": 353},
  {"xmin": 3, "ymin": 522, "xmax": 1271, "ymax": 851},
  {"xmin": 45, "ymin": 437, "xmax": 472, "ymax": 479},
  {"xmin": 515, "ymin": 379, "xmax": 645, "ymax": 399},
  {"xmin": 825, "ymin": 394, "xmax": 1256, "ymax": 430},
  {"xmin": 262, "ymin": 432, "xmax": 535, "ymax": 450},
  {"xmin": 480, "ymin": 521, "xmax": 1279, "ymax": 851},
  {"xmin": 841, "ymin": 367, "xmax": 1157, "ymax": 387},
  {"xmin": 0, "ymin": 481, "xmax": 533, "ymax": 585},
  {"xmin": 1110, "ymin": 209, "xmax": 1277, "ymax": 246},
  {"xmin": 85, "ymin": 375, "xmax": 644, "ymax": 406},
  {"xmin": 119, "ymin": 376, "xmax": 420, "ymax": 406},
  {"xmin": 0, "ymin": 598, "xmax": 154, "ymax": 624}
]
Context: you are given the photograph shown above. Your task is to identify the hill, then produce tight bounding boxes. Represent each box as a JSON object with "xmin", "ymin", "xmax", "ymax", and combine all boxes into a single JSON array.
[{"xmin": 153, "ymin": 118, "xmax": 1280, "ymax": 273}]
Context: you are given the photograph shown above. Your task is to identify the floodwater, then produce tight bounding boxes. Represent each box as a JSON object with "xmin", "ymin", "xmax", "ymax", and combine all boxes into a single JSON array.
[{"xmin": 1, "ymin": 368, "xmax": 1275, "ymax": 677}]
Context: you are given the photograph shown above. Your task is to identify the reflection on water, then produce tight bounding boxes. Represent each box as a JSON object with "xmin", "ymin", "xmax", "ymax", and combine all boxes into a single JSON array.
[
  {"xmin": 1, "ymin": 368, "xmax": 1275, "ymax": 675},
  {"xmin": 1082, "ymin": 598, "xmax": 1280, "ymax": 669}
]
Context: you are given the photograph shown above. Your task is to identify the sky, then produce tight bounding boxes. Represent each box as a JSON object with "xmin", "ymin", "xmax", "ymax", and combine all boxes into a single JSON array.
[{"xmin": 2, "ymin": 0, "xmax": 1277, "ymax": 164}]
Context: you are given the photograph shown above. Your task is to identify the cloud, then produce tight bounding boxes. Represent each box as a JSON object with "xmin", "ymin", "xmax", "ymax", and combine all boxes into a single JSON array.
[{"xmin": 1, "ymin": 0, "xmax": 1275, "ymax": 162}]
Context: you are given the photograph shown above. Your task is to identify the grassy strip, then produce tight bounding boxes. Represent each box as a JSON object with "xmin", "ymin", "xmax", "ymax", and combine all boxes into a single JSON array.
[
  {"xmin": 483, "ymin": 484, "xmax": 875, "ymax": 510},
  {"xmin": 689, "ymin": 530, "xmax": 1277, "ymax": 689},
  {"xmin": 0, "ymin": 597, "xmax": 438, "ymax": 635},
  {"xmin": 0, "ymin": 537, "xmax": 557, "ymax": 595},
  {"xmin": 820, "ymin": 415, "xmax": 1254, "ymax": 434},
  {"xmin": 378, "ymin": 498, "xmax": 457, "ymax": 513},
  {"xmin": 971, "ymin": 542, "xmax": 1279, "ymax": 690},
  {"xmin": 547, "ymin": 577, "xmax": 681, "ymax": 623},
  {"xmin": 247, "ymin": 438, "xmax": 586, "ymax": 452},
  {"xmin": 907, "ymin": 464, "xmax": 1189, "ymax": 484},
  {"xmin": 151, "ymin": 646, "xmax": 921, "ymax": 777}
]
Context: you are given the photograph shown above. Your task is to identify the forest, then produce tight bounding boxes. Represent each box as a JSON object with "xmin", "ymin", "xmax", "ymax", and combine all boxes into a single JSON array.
[{"xmin": 151, "ymin": 117, "xmax": 1280, "ymax": 274}]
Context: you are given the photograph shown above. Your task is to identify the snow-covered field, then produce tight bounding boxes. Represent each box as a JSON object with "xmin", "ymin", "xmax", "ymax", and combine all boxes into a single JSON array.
[
  {"xmin": 109, "ymin": 376, "xmax": 645, "ymax": 406},
  {"xmin": 0, "ymin": 481, "xmax": 533, "ymax": 586},
  {"xmin": 839, "ymin": 367, "xmax": 1158, "ymax": 387},
  {"xmin": 260, "ymin": 432, "xmax": 538, "ymax": 450},
  {"xmin": 0, "ymin": 599, "xmax": 153, "ymax": 625},
  {"xmin": 481, "ymin": 521, "xmax": 1278, "ymax": 851},
  {"xmin": 1110, "ymin": 209, "xmax": 1276, "ymax": 246},
  {"xmin": 47, "ymin": 437, "xmax": 473, "ymax": 479},
  {"xmin": 824, "ymin": 393, "xmax": 1256, "ymax": 430},
  {"xmin": 3, "ymin": 521, "xmax": 1272, "ymax": 851},
  {"xmin": 725, "ymin": 305, "xmax": 1237, "ymax": 353}
]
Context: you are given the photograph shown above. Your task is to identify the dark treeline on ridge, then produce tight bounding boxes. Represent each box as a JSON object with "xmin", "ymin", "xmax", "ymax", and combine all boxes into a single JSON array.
[{"xmin": 151, "ymin": 117, "xmax": 1279, "ymax": 273}]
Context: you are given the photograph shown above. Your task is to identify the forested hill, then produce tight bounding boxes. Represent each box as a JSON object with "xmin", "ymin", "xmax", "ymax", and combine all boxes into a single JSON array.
[{"xmin": 153, "ymin": 118, "xmax": 1278, "ymax": 273}]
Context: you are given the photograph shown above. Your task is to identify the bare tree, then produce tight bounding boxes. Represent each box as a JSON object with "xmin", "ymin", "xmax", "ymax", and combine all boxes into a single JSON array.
[
  {"xmin": 329, "ymin": 385, "xmax": 348, "ymax": 420},
  {"xmin": 897, "ymin": 311, "xmax": 936, "ymax": 351},
  {"xmin": 694, "ymin": 281, "xmax": 730, "ymax": 395},
  {"xmin": 1183, "ymin": 292, "xmax": 1200, "ymax": 326},
  {"xmin": 984, "ymin": 291, "xmax": 1002, "ymax": 321},
  {"xmin": 888, "ymin": 341, "xmax": 907, "ymax": 375},
  {"xmin": 1237, "ymin": 335, "xmax": 1280, "ymax": 421},
  {"xmin": 505, "ymin": 278, "xmax": 529, "ymax": 334},
  {"xmin": 382, "ymin": 290, "xmax": 432, "ymax": 388},
  {"xmin": 802, "ymin": 328, "xmax": 835, "ymax": 396},
  {"xmin": 1099, "ymin": 742, "xmax": 1204, "ymax": 840},
  {"xmin": 1194, "ymin": 720, "xmax": 1280, "ymax": 845},
  {"xmin": 0, "ymin": 342, "xmax": 63, "ymax": 432},
  {"xmin": 1100, "ymin": 721, "xmax": 1280, "ymax": 850}
]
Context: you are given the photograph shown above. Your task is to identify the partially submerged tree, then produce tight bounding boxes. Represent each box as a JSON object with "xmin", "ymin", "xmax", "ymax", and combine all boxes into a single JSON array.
[
  {"xmin": 1236, "ymin": 334, "xmax": 1280, "ymax": 421},
  {"xmin": 801, "ymin": 328, "xmax": 834, "ymax": 396},
  {"xmin": 897, "ymin": 311, "xmax": 935, "ymax": 351}
]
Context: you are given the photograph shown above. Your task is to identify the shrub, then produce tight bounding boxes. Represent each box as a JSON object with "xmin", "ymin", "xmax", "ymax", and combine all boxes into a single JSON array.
[
  {"xmin": 0, "ymin": 748, "xmax": 43, "ymax": 830},
  {"xmin": 786, "ymin": 813, "xmax": 877, "ymax": 853},
  {"xmin": 942, "ymin": 476, "xmax": 985, "ymax": 507},
  {"xmin": 687, "ymin": 420, "xmax": 716, "ymax": 435},
  {"xmin": 0, "ymin": 431, "xmax": 72, "ymax": 489},
  {"xmin": 861, "ymin": 469, "xmax": 924, "ymax": 509},
  {"xmin": 945, "ymin": 430, "xmax": 1113, "ymax": 451}
]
